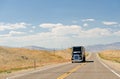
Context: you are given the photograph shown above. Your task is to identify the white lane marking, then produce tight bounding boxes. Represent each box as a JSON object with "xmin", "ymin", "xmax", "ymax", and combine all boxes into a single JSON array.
[
  {"xmin": 7, "ymin": 62, "xmax": 70, "ymax": 79},
  {"xmin": 97, "ymin": 55, "xmax": 120, "ymax": 78}
]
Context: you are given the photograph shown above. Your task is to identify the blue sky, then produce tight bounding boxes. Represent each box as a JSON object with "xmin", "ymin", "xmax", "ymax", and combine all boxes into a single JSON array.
[{"xmin": 0, "ymin": 0, "xmax": 120, "ymax": 48}]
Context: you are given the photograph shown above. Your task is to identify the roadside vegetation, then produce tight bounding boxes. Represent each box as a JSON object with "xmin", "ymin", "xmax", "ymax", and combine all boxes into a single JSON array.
[
  {"xmin": 0, "ymin": 46, "xmax": 71, "ymax": 73},
  {"xmin": 0, "ymin": 46, "xmax": 89, "ymax": 74},
  {"xmin": 99, "ymin": 50, "xmax": 120, "ymax": 63}
]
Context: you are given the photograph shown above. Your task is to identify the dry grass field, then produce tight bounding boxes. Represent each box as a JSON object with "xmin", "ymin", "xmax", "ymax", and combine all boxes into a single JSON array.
[
  {"xmin": 99, "ymin": 50, "xmax": 120, "ymax": 63},
  {"xmin": 0, "ymin": 46, "xmax": 89, "ymax": 74},
  {"xmin": 0, "ymin": 46, "xmax": 71, "ymax": 73},
  {"xmin": 53, "ymin": 48, "xmax": 72, "ymax": 60}
]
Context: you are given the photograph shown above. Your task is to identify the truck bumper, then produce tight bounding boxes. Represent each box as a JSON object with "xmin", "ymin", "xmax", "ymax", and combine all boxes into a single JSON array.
[{"xmin": 72, "ymin": 60, "xmax": 83, "ymax": 63}]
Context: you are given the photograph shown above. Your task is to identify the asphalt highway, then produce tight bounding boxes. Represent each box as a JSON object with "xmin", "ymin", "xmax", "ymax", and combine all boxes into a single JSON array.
[{"xmin": 7, "ymin": 54, "xmax": 120, "ymax": 79}]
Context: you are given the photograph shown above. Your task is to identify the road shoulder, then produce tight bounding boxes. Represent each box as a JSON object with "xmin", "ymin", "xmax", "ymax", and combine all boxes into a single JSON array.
[
  {"xmin": 97, "ymin": 53, "xmax": 120, "ymax": 74},
  {"xmin": 0, "ymin": 62, "xmax": 70, "ymax": 79}
]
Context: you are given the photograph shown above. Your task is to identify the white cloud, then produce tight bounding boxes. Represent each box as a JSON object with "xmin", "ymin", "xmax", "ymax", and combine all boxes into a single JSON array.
[
  {"xmin": 102, "ymin": 21, "xmax": 118, "ymax": 26},
  {"xmin": 1, "ymin": 23, "xmax": 120, "ymax": 48},
  {"xmin": 9, "ymin": 31, "xmax": 25, "ymax": 35},
  {"xmin": 82, "ymin": 19, "xmax": 95, "ymax": 22},
  {"xmin": 79, "ymin": 28, "xmax": 111, "ymax": 37},
  {"xmin": 29, "ymin": 30, "xmax": 34, "ymax": 33},
  {"xmin": 0, "ymin": 34, "xmax": 10, "ymax": 37},
  {"xmin": 40, "ymin": 23, "xmax": 63, "ymax": 28},
  {"xmin": 12, "ymin": 23, "xmax": 113, "ymax": 38},
  {"xmin": 0, "ymin": 31, "xmax": 25, "ymax": 37},
  {"xmin": 5, "ymin": 23, "xmax": 112, "ymax": 39},
  {"xmin": 51, "ymin": 25, "xmax": 82, "ymax": 36},
  {"xmin": 40, "ymin": 23, "xmax": 111, "ymax": 38},
  {"xmin": 113, "ymin": 31, "xmax": 120, "ymax": 36},
  {"xmin": 0, "ymin": 22, "xmax": 29, "ymax": 31},
  {"xmin": 0, "ymin": 23, "xmax": 113, "ymax": 39},
  {"xmin": 83, "ymin": 23, "xmax": 88, "ymax": 27}
]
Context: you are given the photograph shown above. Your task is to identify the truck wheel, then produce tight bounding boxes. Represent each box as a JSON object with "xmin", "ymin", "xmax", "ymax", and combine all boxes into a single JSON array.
[{"xmin": 83, "ymin": 56, "xmax": 86, "ymax": 62}]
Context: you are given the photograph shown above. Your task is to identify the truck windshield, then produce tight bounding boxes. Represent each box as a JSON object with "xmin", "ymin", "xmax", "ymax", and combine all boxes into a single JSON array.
[{"xmin": 73, "ymin": 47, "xmax": 81, "ymax": 51}]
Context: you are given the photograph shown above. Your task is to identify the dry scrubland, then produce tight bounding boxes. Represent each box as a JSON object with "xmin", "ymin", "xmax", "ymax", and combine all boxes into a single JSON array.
[
  {"xmin": 99, "ymin": 50, "xmax": 120, "ymax": 63},
  {"xmin": 0, "ymin": 46, "xmax": 72, "ymax": 73}
]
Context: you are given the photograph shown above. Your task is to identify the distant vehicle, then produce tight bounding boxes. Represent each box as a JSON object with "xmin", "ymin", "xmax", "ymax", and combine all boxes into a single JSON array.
[{"xmin": 71, "ymin": 46, "xmax": 85, "ymax": 63}]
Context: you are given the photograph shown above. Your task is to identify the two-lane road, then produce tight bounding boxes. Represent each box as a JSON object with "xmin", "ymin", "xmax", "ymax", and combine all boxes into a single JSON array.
[
  {"xmin": 65, "ymin": 54, "xmax": 120, "ymax": 79},
  {"xmin": 8, "ymin": 54, "xmax": 120, "ymax": 79}
]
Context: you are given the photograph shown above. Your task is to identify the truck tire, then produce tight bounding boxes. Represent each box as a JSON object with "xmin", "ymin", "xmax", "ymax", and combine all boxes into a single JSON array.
[{"xmin": 83, "ymin": 56, "xmax": 86, "ymax": 62}]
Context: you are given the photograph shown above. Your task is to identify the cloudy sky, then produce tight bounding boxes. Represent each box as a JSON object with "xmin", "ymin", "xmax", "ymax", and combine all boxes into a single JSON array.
[{"xmin": 0, "ymin": 0, "xmax": 120, "ymax": 48}]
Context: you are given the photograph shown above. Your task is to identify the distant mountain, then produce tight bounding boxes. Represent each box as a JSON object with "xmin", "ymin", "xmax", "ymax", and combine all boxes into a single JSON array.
[
  {"xmin": 23, "ymin": 42, "xmax": 120, "ymax": 52},
  {"xmin": 24, "ymin": 46, "xmax": 53, "ymax": 51},
  {"xmin": 86, "ymin": 42, "xmax": 120, "ymax": 52}
]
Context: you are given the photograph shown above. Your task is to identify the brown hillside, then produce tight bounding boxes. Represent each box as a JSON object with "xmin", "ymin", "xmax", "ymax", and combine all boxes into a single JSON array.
[
  {"xmin": 0, "ymin": 46, "xmax": 69, "ymax": 73},
  {"xmin": 53, "ymin": 48, "xmax": 72, "ymax": 60}
]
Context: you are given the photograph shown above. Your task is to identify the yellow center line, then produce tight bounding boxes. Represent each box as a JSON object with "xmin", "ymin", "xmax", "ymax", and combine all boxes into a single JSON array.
[{"xmin": 57, "ymin": 63, "xmax": 85, "ymax": 79}]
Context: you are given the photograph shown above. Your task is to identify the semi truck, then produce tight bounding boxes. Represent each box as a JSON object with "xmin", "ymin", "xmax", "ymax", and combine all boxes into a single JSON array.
[{"xmin": 71, "ymin": 46, "xmax": 85, "ymax": 63}]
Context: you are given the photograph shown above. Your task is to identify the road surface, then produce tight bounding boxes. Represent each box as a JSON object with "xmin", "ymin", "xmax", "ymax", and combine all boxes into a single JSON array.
[{"xmin": 7, "ymin": 54, "xmax": 120, "ymax": 79}]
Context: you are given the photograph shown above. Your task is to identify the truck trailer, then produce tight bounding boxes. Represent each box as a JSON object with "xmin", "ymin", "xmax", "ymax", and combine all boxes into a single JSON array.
[{"xmin": 71, "ymin": 46, "xmax": 85, "ymax": 63}]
